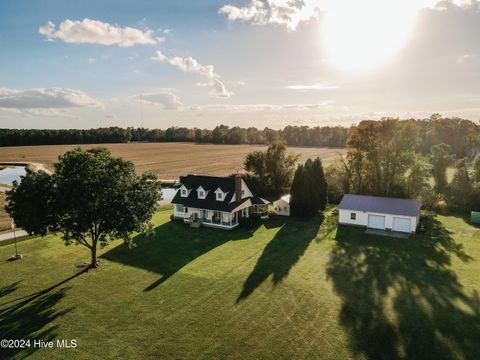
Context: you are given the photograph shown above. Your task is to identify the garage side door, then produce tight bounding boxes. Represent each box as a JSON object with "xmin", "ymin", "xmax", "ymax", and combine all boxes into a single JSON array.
[
  {"xmin": 393, "ymin": 217, "xmax": 411, "ymax": 233},
  {"xmin": 368, "ymin": 215, "xmax": 386, "ymax": 230}
]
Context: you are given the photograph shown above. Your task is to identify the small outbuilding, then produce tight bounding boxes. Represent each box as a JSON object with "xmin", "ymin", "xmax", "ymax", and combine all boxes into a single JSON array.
[
  {"xmin": 339, "ymin": 194, "xmax": 421, "ymax": 233},
  {"xmin": 273, "ymin": 195, "xmax": 290, "ymax": 216}
]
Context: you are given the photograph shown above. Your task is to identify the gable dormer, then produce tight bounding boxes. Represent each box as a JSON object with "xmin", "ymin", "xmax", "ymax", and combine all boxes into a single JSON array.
[
  {"xmin": 197, "ymin": 186, "xmax": 208, "ymax": 199},
  {"xmin": 179, "ymin": 185, "xmax": 189, "ymax": 198},
  {"xmin": 214, "ymin": 187, "xmax": 225, "ymax": 201}
]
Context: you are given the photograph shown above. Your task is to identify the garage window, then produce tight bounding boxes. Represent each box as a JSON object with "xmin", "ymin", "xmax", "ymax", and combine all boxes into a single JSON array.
[{"xmin": 350, "ymin": 212, "xmax": 356, "ymax": 220}]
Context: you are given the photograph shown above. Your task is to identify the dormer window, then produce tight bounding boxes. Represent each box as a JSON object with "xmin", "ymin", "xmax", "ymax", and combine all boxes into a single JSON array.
[
  {"xmin": 214, "ymin": 187, "xmax": 225, "ymax": 201},
  {"xmin": 196, "ymin": 186, "xmax": 207, "ymax": 199},
  {"xmin": 180, "ymin": 185, "xmax": 188, "ymax": 197}
]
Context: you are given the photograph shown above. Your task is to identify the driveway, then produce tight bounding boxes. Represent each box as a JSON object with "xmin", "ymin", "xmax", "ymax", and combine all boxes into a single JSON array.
[{"xmin": 0, "ymin": 230, "xmax": 28, "ymax": 242}]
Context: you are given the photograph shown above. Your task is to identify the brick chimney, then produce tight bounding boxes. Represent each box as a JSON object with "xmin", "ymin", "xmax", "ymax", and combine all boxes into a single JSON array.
[{"xmin": 235, "ymin": 174, "xmax": 242, "ymax": 202}]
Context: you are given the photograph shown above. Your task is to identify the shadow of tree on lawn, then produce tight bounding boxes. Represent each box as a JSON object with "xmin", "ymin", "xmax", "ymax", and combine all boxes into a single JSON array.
[
  {"xmin": 327, "ymin": 215, "xmax": 480, "ymax": 360},
  {"xmin": 237, "ymin": 216, "xmax": 321, "ymax": 302},
  {"xmin": 0, "ymin": 270, "xmax": 84, "ymax": 359},
  {"xmin": 0, "ymin": 281, "xmax": 21, "ymax": 298},
  {"xmin": 102, "ymin": 220, "xmax": 261, "ymax": 291}
]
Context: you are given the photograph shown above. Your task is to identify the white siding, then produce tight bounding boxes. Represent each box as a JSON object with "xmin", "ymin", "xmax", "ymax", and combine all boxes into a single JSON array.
[
  {"xmin": 273, "ymin": 199, "xmax": 290, "ymax": 216},
  {"xmin": 339, "ymin": 209, "xmax": 417, "ymax": 233},
  {"xmin": 173, "ymin": 204, "xmax": 186, "ymax": 218},
  {"xmin": 241, "ymin": 179, "xmax": 253, "ymax": 199}
]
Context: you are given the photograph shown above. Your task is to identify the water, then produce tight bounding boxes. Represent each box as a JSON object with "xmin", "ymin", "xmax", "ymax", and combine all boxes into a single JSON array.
[{"xmin": 0, "ymin": 166, "xmax": 27, "ymax": 185}]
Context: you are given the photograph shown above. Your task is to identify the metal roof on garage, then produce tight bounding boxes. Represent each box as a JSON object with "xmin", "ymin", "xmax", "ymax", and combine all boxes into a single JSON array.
[{"xmin": 339, "ymin": 194, "xmax": 421, "ymax": 217}]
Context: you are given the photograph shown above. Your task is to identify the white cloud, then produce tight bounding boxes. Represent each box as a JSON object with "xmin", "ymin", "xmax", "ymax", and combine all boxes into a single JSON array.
[
  {"xmin": 154, "ymin": 50, "xmax": 217, "ymax": 77},
  {"xmin": 219, "ymin": 1, "xmax": 473, "ymax": 31},
  {"xmin": 39, "ymin": 18, "xmax": 158, "ymax": 47},
  {"xmin": 134, "ymin": 91, "xmax": 183, "ymax": 110},
  {"xmin": 209, "ymin": 78, "xmax": 234, "ymax": 98},
  {"xmin": 286, "ymin": 82, "xmax": 339, "ymax": 90},
  {"xmin": 87, "ymin": 57, "xmax": 96, "ymax": 63},
  {"xmin": 0, "ymin": 87, "xmax": 102, "ymax": 109},
  {"xmin": 219, "ymin": 0, "xmax": 322, "ymax": 31},
  {"xmin": 22, "ymin": 108, "xmax": 77, "ymax": 118},
  {"xmin": 152, "ymin": 50, "xmax": 233, "ymax": 98},
  {"xmin": 192, "ymin": 101, "xmax": 333, "ymax": 112}
]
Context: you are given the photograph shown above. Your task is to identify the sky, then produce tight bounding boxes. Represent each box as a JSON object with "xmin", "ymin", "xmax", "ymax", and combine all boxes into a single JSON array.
[{"xmin": 0, "ymin": 0, "xmax": 479, "ymax": 129}]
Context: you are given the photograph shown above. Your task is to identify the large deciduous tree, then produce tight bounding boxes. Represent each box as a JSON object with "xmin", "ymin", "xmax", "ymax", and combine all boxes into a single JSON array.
[
  {"xmin": 244, "ymin": 141, "xmax": 299, "ymax": 197},
  {"xmin": 340, "ymin": 119, "xmax": 420, "ymax": 197},
  {"xmin": 473, "ymin": 155, "xmax": 480, "ymax": 184},
  {"xmin": 6, "ymin": 147, "xmax": 161, "ymax": 268},
  {"xmin": 429, "ymin": 143, "xmax": 455, "ymax": 193}
]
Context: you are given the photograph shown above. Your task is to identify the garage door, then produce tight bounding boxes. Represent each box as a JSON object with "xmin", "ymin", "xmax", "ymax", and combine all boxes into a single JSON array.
[
  {"xmin": 393, "ymin": 217, "xmax": 411, "ymax": 233},
  {"xmin": 368, "ymin": 215, "xmax": 386, "ymax": 230}
]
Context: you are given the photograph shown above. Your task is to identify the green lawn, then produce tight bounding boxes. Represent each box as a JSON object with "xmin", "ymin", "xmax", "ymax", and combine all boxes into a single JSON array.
[{"xmin": 1, "ymin": 207, "xmax": 479, "ymax": 359}]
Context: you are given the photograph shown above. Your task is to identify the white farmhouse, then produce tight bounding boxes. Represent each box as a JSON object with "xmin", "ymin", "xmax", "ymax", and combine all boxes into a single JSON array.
[
  {"xmin": 171, "ymin": 174, "xmax": 269, "ymax": 230},
  {"xmin": 273, "ymin": 195, "xmax": 290, "ymax": 216},
  {"xmin": 339, "ymin": 194, "xmax": 421, "ymax": 233}
]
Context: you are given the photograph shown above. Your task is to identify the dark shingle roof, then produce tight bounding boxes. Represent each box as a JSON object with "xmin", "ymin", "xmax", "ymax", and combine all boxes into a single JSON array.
[
  {"xmin": 339, "ymin": 194, "xmax": 421, "ymax": 217},
  {"xmin": 171, "ymin": 175, "xmax": 248, "ymax": 212},
  {"xmin": 251, "ymin": 196, "xmax": 270, "ymax": 205}
]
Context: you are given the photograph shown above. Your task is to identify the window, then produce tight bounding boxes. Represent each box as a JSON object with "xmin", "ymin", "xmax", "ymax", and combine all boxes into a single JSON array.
[
  {"xmin": 199, "ymin": 190, "xmax": 204, "ymax": 198},
  {"xmin": 184, "ymin": 207, "xmax": 189, "ymax": 213},
  {"xmin": 216, "ymin": 192, "xmax": 223, "ymax": 200},
  {"xmin": 350, "ymin": 212, "xmax": 356, "ymax": 220},
  {"xmin": 241, "ymin": 189, "xmax": 245, "ymax": 196},
  {"xmin": 181, "ymin": 189, "xmax": 187, "ymax": 196}
]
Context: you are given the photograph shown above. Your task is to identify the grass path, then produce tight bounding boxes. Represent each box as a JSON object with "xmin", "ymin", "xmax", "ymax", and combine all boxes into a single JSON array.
[{"xmin": 0, "ymin": 208, "xmax": 479, "ymax": 359}]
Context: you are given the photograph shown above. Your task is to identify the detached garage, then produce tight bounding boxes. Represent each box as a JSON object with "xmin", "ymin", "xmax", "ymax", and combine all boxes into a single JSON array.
[{"xmin": 338, "ymin": 194, "xmax": 421, "ymax": 234}]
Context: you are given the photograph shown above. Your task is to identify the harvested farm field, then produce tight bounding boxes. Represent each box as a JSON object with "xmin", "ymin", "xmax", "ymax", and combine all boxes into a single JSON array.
[{"xmin": 0, "ymin": 143, "xmax": 346, "ymax": 179}]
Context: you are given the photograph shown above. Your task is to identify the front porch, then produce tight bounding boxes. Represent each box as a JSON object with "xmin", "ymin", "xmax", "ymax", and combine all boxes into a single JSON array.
[
  {"xmin": 251, "ymin": 204, "xmax": 269, "ymax": 219},
  {"xmin": 174, "ymin": 205, "xmax": 241, "ymax": 230}
]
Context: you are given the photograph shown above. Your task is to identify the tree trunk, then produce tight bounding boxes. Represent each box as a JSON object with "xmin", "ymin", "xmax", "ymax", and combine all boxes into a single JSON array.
[{"xmin": 90, "ymin": 242, "xmax": 98, "ymax": 268}]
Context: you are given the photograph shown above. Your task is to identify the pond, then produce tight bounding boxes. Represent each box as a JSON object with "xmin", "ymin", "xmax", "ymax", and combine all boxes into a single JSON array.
[{"xmin": 0, "ymin": 165, "xmax": 27, "ymax": 185}]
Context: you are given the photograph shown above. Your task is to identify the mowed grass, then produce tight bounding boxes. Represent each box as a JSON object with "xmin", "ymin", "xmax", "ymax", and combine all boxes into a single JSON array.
[
  {"xmin": 0, "ymin": 208, "xmax": 479, "ymax": 359},
  {"xmin": 0, "ymin": 143, "xmax": 346, "ymax": 179}
]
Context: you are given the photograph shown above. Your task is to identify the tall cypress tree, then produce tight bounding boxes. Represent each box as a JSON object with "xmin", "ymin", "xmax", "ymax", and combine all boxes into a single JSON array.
[
  {"xmin": 310, "ymin": 157, "xmax": 328, "ymax": 211},
  {"xmin": 290, "ymin": 164, "xmax": 313, "ymax": 218},
  {"xmin": 290, "ymin": 158, "xmax": 328, "ymax": 218}
]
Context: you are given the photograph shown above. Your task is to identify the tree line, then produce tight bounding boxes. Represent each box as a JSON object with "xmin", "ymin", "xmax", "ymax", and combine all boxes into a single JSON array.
[
  {"xmin": 1, "ymin": 115, "xmax": 478, "ymax": 154},
  {"xmin": 0, "ymin": 125, "xmax": 348, "ymax": 148},
  {"xmin": 325, "ymin": 118, "xmax": 480, "ymax": 213}
]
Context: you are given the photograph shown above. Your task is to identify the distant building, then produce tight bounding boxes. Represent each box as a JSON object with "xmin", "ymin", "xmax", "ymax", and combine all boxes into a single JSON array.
[
  {"xmin": 171, "ymin": 174, "xmax": 269, "ymax": 230},
  {"xmin": 273, "ymin": 195, "xmax": 290, "ymax": 217},
  {"xmin": 339, "ymin": 194, "xmax": 421, "ymax": 233}
]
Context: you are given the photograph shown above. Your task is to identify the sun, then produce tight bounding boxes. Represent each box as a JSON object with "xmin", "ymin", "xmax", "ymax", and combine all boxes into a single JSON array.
[{"xmin": 321, "ymin": 1, "xmax": 418, "ymax": 71}]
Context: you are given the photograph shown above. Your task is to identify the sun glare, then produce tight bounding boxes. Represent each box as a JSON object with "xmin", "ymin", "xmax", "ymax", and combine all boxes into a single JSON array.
[{"xmin": 322, "ymin": 1, "xmax": 418, "ymax": 71}]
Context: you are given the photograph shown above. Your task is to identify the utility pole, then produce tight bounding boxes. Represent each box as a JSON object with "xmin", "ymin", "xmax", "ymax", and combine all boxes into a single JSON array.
[{"xmin": 10, "ymin": 219, "xmax": 22, "ymax": 260}]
